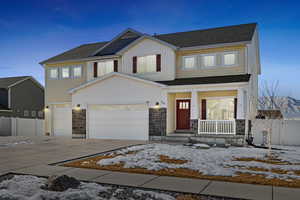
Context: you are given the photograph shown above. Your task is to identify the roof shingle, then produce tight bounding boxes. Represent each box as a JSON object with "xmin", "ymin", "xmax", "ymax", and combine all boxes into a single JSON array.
[
  {"xmin": 40, "ymin": 23, "xmax": 257, "ymax": 64},
  {"xmin": 0, "ymin": 76, "xmax": 30, "ymax": 89}
]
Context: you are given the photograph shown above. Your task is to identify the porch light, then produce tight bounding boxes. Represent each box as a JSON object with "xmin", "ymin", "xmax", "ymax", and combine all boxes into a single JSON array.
[
  {"xmin": 154, "ymin": 102, "xmax": 160, "ymax": 109},
  {"xmin": 44, "ymin": 106, "xmax": 49, "ymax": 112},
  {"xmin": 75, "ymin": 104, "xmax": 81, "ymax": 110}
]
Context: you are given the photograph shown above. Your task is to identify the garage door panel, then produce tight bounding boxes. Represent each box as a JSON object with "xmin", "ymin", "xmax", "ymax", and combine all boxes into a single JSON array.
[{"xmin": 88, "ymin": 104, "xmax": 148, "ymax": 140}]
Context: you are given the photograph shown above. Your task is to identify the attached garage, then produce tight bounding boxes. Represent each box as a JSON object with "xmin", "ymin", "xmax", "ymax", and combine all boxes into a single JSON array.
[
  {"xmin": 88, "ymin": 104, "xmax": 149, "ymax": 140},
  {"xmin": 70, "ymin": 73, "xmax": 165, "ymax": 141},
  {"xmin": 53, "ymin": 104, "xmax": 72, "ymax": 137}
]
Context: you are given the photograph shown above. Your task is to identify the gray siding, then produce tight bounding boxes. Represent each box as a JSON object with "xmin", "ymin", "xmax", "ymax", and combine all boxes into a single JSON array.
[{"xmin": 10, "ymin": 79, "xmax": 44, "ymax": 119}]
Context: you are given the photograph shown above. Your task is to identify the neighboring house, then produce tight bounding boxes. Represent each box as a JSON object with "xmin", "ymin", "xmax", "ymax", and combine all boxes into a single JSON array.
[
  {"xmin": 258, "ymin": 96, "xmax": 300, "ymax": 120},
  {"xmin": 40, "ymin": 23, "xmax": 261, "ymax": 144},
  {"xmin": 0, "ymin": 76, "xmax": 44, "ymax": 119}
]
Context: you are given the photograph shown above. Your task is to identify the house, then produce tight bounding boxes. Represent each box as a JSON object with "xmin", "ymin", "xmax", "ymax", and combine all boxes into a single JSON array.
[
  {"xmin": 40, "ymin": 23, "xmax": 260, "ymax": 145},
  {"xmin": 0, "ymin": 76, "xmax": 45, "ymax": 119}
]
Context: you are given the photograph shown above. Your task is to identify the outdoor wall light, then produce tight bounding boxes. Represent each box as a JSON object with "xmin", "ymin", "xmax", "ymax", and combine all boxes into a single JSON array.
[
  {"xmin": 154, "ymin": 102, "xmax": 160, "ymax": 109},
  {"xmin": 45, "ymin": 106, "xmax": 49, "ymax": 109},
  {"xmin": 75, "ymin": 104, "xmax": 81, "ymax": 110},
  {"xmin": 44, "ymin": 106, "xmax": 49, "ymax": 112}
]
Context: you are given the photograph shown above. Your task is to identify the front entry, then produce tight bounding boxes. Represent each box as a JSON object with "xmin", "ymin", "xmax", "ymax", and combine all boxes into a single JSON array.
[{"xmin": 176, "ymin": 99, "xmax": 191, "ymax": 130}]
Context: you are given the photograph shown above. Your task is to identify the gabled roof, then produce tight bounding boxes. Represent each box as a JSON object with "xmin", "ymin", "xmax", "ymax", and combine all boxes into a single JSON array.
[
  {"xmin": 157, "ymin": 74, "xmax": 251, "ymax": 86},
  {"xmin": 40, "ymin": 23, "xmax": 257, "ymax": 65},
  {"xmin": 0, "ymin": 76, "xmax": 44, "ymax": 90},
  {"xmin": 69, "ymin": 72, "xmax": 166, "ymax": 94},
  {"xmin": 0, "ymin": 76, "xmax": 30, "ymax": 89}
]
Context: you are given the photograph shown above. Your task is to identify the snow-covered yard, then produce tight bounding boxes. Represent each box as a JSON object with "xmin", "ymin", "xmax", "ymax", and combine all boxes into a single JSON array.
[
  {"xmin": 65, "ymin": 143, "xmax": 300, "ymax": 188},
  {"xmin": 0, "ymin": 138, "xmax": 33, "ymax": 148},
  {"xmin": 0, "ymin": 175, "xmax": 210, "ymax": 200}
]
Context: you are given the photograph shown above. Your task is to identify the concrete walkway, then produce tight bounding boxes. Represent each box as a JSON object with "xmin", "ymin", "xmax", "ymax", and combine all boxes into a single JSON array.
[{"xmin": 1, "ymin": 136, "xmax": 300, "ymax": 200}]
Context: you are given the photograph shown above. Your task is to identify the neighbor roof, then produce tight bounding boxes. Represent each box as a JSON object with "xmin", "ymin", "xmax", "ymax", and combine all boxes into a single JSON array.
[
  {"xmin": 157, "ymin": 74, "xmax": 251, "ymax": 86},
  {"xmin": 40, "ymin": 23, "xmax": 257, "ymax": 64},
  {"xmin": 0, "ymin": 76, "xmax": 30, "ymax": 89}
]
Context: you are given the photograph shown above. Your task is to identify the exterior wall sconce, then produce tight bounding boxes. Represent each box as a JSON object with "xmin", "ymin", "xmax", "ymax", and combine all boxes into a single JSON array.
[
  {"xmin": 75, "ymin": 104, "xmax": 81, "ymax": 110},
  {"xmin": 154, "ymin": 102, "xmax": 160, "ymax": 109},
  {"xmin": 44, "ymin": 106, "xmax": 49, "ymax": 112}
]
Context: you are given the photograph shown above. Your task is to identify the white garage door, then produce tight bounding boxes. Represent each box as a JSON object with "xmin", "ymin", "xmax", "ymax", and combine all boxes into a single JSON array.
[
  {"xmin": 53, "ymin": 105, "xmax": 72, "ymax": 137},
  {"xmin": 88, "ymin": 104, "xmax": 148, "ymax": 140}
]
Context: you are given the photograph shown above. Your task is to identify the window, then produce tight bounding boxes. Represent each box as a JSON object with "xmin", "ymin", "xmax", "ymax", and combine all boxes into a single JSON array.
[
  {"xmin": 73, "ymin": 66, "xmax": 82, "ymax": 78},
  {"xmin": 183, "ymin": 56, "xmax": 196, "ymax": 69},
  {"xmin": 31, "ymin": 111, "xmax": 36, "ymax": 117},
  {"xmin": 203, "ymin": 54, "xmax": 216, "ymax": 67},
  {"xmin": 98, "ymin": 60, "xmax": 114, "ymax": 76},
  {"xmin": 137, "ymin": 55, "xmax": 156, "ymax": 73},
  {"xmin": 24, "ymin": 110, "xmax": 29, "ymax": 117},
  {"xmin": 61, "ymin": 67, "xmax": 70, "ymax": 79},
  {"xmin": 206, "ymin": 98, "xmax": 234, "ymax": 120},
  {"xmin": 49, "ymin": 68, "xmax": 58, "ymax": 79},
  {"xmin": 223, "ymin": 52, "xmax": 237, "ymax": 66}
]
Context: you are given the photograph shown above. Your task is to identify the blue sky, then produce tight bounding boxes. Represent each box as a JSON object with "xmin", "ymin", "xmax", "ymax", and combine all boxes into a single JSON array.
[{"xmin": 0, "ymin": 0, "xmax": 300, "ymax": 98}]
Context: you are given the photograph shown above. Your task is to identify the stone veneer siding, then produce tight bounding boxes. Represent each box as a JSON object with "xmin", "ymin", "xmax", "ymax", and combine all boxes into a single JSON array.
[
  {"xmin": 190, "ymin": 119, "xmax": 198, "ymax": 133},
  {"xmin": 149, "ymin": 108, "xmax": 166, "ymax": 136},
  {"xmin": 235, "ymin": 119, "xmax": 246, "ymax": 135},
  {"xmin": 72, "ymin": 109, "xmax": 86, "ymax": 138}
]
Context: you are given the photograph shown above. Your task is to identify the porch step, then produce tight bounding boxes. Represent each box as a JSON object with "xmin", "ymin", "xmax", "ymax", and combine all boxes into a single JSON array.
[{"xmin": 174, "ymin": 129, "xmax": 195, "ymax": 134}]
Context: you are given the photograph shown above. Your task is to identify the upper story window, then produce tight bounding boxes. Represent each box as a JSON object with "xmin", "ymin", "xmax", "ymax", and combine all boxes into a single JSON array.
[
  {"xmin": 137, "ymin": 55, "xmax": 156, "ymax": 73},
  {"xmin": 202, "ymin": 54, "xmax": 216, "ymax": 67},
  {"xmin": 31, "ymin": 111, "xmax": 36, "ymax": 117},
  {"xmin": 61, "ymin": 67, "xmax": 70, "ymax": 79},
  {"xmin": 73, "ymin": 66, "xmax": 82, "ymax": 78},
  {"xmin": 182, "ymin": 56, "xmax": 196, "ymax": 69},
  {"xmin": 223, "ymin": 52, "xmax": 238, "ymax": 66},
  {"xmin": 49, "ymin": 68, "xmax": 58, "ymax": 79},
  {"xmin": 98, "ymin": 60, "xmax": 114, "ymax": 76}
]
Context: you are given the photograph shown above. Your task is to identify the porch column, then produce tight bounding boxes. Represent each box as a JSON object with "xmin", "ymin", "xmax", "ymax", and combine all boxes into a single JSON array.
[
  {"xmin": 191, "ymin": 90, "xmax": 199, "ymax": 119},
  {"xmin": 190, "ymin": 90, "xmax": 199, "ymax": 133},
  {"xmin": 237, "ymin": 88, "xmax": 245, "ymax": 119}
]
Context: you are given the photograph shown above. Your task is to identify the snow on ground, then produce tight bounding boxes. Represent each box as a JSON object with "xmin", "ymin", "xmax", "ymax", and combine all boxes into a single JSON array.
[
  {"xmin": 0, "ymin": 140, "xmax": 33, "ymax": 148},
  {"xmin": 0, "ymin": 175, "xmax": 176, "ymax": 200},
  {"xmin": 98, "ymin": 144, "xmax": 300, "ymax": 180}
]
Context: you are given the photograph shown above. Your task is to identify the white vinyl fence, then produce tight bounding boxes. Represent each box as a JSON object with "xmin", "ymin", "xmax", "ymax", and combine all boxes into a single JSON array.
[
  {"xmin": 252, "ymin": 119, "xmax": 300, "ymax": 146},
  {"xmin": 0, "ymin": 117, "xmax": 44, "ymax": 137}
]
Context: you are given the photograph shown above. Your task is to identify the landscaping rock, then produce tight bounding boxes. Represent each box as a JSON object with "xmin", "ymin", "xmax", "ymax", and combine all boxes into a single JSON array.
[{"xmin": 44, "ymin": 175, "xmax": 80, "ymax": 192}]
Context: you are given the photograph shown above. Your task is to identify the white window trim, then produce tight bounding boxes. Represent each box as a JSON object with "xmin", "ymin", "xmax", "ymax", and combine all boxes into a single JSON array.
[
  {"xmin": 49, "ymin": 68, "xmax": 59, "ymax": 80},
  {"xmin": 182, "ymin": 55, "xmax": 197, "ymax": 70},
  {"xmin": 72, "ymin": 65, "xmax": 82, "ymax": 78},
  {"xmin": 136, "ymin": 54, "xmax": 157, "ymax": 74},
  {"xmin": 61, "ymin": 67, "xmax": 70, "ymax": 79},
  {"xmin": 222, "ymin": 51, "xmax": 239, "ymax": 67},
  {"xmin": 97, "ymin": 60, "xmax": 114, "ymax": 77},
  {"xmin": 201, "ymin": 53, "xmax": 217, "ymax": 68}
]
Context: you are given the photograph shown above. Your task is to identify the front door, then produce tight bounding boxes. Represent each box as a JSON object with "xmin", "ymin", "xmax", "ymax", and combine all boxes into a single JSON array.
[{"xmin": 176, "ymin": 99, "xmax": 191, "ymax": 130}]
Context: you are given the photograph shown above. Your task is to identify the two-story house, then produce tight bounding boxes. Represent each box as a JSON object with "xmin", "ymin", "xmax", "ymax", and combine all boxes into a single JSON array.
[
  {"xmin": 40, "ymin": 23, "xmax": 260, "ymax": 145},
  {"xmin": 0, "ymin": 76, "xmax": 44, "ymax": 119}
]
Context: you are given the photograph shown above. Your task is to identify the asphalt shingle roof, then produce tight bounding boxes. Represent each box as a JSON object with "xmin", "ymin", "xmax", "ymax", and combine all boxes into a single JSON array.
[
  {"xmin": 40, "ymin": 23, "xmax": 257, "ymax": 64},
  {"xmin": 0, "ymin": 76, "xmax": 30, "ymax": 89},
  {"xmin": 157, "ymin": 74, "xmax": 251, "ymax": 86},
  {"xmin": 155, "ymin": 23, "xmax": 257, "ymax": 47}
]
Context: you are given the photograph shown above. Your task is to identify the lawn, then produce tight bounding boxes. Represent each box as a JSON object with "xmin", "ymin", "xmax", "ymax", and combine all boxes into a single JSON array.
[{"xmin": 64, "ymin": 143, "xmax": 300, "ymax": 188}]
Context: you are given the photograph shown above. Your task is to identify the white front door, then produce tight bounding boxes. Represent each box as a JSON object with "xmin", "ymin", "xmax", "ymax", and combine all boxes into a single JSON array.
[
  {"xmin": 88, "ymin": 104, "xmax": 148, "ymax": 140},
  {"xmin": 53, "ymin": 104, "xmax": 72, "ymax": 137}
]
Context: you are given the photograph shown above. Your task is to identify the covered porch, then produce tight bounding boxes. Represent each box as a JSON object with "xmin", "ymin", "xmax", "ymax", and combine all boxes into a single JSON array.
[{"xmin": 164, "ymin": 86, "xmax": 248, "ymax": 137}]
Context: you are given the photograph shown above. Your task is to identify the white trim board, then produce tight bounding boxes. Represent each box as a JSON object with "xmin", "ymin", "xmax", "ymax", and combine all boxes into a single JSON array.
[{"xmin": 68, "ymin": 72, "xmax": 166, "ymax": 94}]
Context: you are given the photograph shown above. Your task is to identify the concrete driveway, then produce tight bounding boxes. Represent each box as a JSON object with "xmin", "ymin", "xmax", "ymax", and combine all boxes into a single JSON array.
[{"xmin": 0, "ymin": 136, "xmax": 146, "ymax": 175}]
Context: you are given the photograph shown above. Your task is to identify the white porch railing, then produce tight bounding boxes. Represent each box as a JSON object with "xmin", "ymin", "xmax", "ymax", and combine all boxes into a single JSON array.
[{"xmin": 198, "ymin": 120, "xmax": 236, "ymax": 134}]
